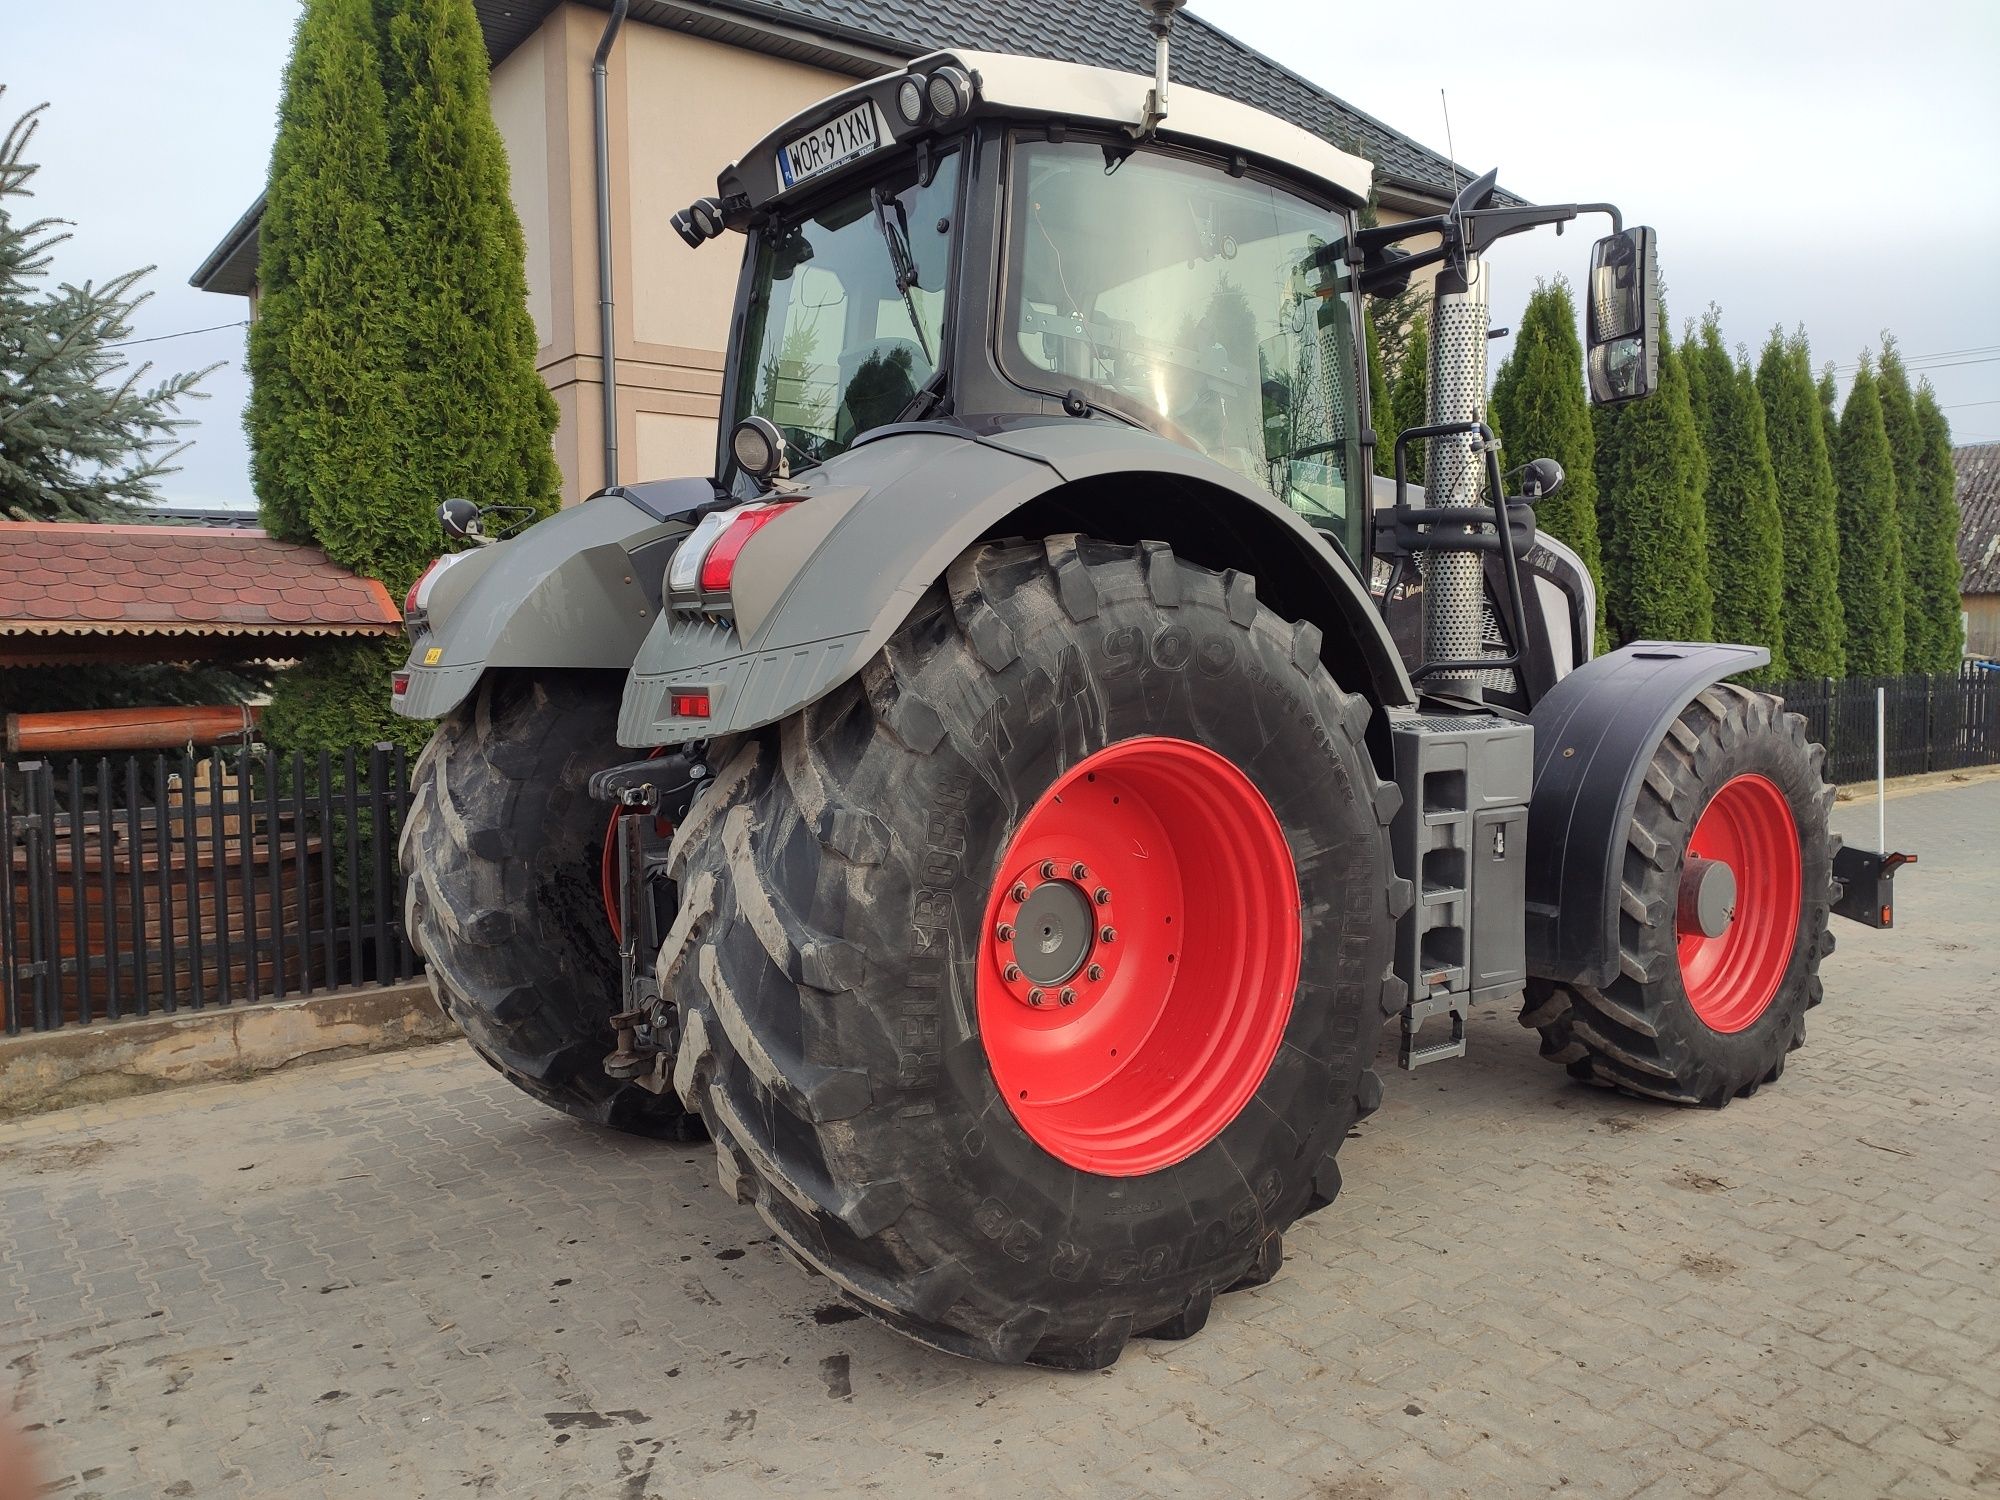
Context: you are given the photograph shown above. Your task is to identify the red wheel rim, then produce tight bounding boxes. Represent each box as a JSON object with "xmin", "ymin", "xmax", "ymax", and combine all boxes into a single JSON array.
[
  {"xmin": 975, "ymin": 736, "xmax": 1302, "ymax": 1176},
  {"xmin": 1676, "ymin": 773, "xmax": 1800, "ymax": 1033}
]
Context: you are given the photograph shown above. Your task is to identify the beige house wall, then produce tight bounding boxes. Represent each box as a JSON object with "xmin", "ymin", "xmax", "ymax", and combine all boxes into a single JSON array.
[
  {"xmin": 1964, "ymin": 594, "xmax": 2000, "ymax": 659},
  {"xmin": 485, "ymin": 4, "xmax": 856, "ymax": 504}
]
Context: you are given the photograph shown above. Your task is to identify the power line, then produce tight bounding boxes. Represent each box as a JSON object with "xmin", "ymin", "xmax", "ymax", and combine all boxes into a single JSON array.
[
  {"xmin": 1944, "ymin": 398, "xmax": 2000, "ymax": 410},
  {"xmin": 103, "ymin": 319, "xmax": 249, "ymax": 350},
  {"xmin": 1832, "ymin": 344, "xmax": 2000, "ymax": 373}
]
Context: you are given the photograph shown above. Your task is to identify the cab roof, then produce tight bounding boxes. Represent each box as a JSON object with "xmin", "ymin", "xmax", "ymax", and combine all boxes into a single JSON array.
[{"xmin": 720, "ymin": 47, "xmax": 1378, "ymax": 217}]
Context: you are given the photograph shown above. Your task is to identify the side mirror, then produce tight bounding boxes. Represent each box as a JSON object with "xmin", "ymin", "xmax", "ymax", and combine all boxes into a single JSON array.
[{"xmin": 1585, "ymin": 226, "xmax": 1659, "ymax": 406}]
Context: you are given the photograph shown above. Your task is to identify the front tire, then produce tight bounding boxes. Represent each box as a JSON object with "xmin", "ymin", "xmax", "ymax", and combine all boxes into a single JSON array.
[
  {"xmin": 661, "ymin": 537, "xmax": 1404, "ymax": 1366},
  {"xmin": 402, "ymin": 672, "xmax": 700, "ymax": 1139},
  {"xmin": 1520, "ymin": 683, "xmax": 1836, "ymax": 1106}
]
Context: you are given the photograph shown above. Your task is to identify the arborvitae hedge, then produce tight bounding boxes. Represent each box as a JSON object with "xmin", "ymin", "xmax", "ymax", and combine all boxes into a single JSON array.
[
  {"xmin": 1388, "ymin": 309, "xmax": 1429, "ymax": 486},
  {"xmin": 1753, "ymin": 329, "xmax": 1845, "ymax": 678},
  {"xmin": 377, "ymin": 0, "xmax": 560, "ymax": 584},
  {"xmin": 247, "ymin": 0, "xmax": 407, "ymax": 553},
  {"xmin": 1832, "ymin": 362, "xmax": 1905, "ymax": 675},
  {"xmin": 1877, "ymin": 338, "xmax": 1934, "ymax": 669},
  {"xmin": 1912, "ymin": 383, "xmax": 1966, "ymax": 669},
  {"xmin": 1489, "ymin": 279, "xmax": 1604, "ymax": 643},
  {"xmin": 1682, "ymin": 311, "xmax": 1785, "ymax": 677},
  {"xmin": 1594, "ymin": 304, "xmax": 1713, "ymax": 644},
  {"xmin": 1364, "ymin": 304, "xmax": 1390, "ymax": 476}
]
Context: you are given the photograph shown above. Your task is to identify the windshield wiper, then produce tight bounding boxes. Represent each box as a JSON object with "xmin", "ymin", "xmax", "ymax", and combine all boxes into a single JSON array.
[{"xmin": 870, "ymin": 184, "xmax": 933, "ymax": 367}]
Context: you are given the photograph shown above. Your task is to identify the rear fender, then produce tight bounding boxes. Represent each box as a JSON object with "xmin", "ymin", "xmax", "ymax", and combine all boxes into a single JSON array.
[
  {"xmin": 1524, "ymin": 641, "xmax": 1771, "ymax": 986},
  {"xmin": 392, "ymin": 480, "xmax": 713, "ymax": 720},
  {"xmin": 616, "ymin": 422, "xmax": 1413, "ymax": 747}
]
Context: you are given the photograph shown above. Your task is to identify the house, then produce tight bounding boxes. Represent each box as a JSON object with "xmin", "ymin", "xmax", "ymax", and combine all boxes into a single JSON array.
[
  {"xmin": 192, "ymin": 0, "xmax": 1496, "ymax": 506},
  {"xmin": 1957, "ymin": 441, "xmax": 2000, "ymax": 659}
]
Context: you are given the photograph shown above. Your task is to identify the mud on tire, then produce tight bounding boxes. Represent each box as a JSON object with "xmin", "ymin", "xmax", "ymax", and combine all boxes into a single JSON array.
[
  {"xmin": 1520, "ymin": 682, "xmax": 1837, "ymax": 1107},
  {"xmin": 402, "ymin": 671, "xmax": 701, "ymax": 1139},
  {"xmin": 660, "ymin": 537, "xmax": 1404, "ymax": 1367}
]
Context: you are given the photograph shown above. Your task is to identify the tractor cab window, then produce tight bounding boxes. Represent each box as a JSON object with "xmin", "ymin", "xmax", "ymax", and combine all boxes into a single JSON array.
[
  {"xmin": 733, "ymin": 150, "xmax": 959, "ymax": 466},
  {"xmin": 1003, "ymin": 139, "xmax": 1365, "ymax": 562}
]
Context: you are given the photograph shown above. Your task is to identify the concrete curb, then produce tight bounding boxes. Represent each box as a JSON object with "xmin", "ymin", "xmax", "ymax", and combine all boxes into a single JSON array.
[
  {"xmin": 0, "ymin": 980, "xmax": 457, "ymax": 1120},
  {"xmin": 1834, "ymin": 762, "xmax": 2000, "ymax": 802}
]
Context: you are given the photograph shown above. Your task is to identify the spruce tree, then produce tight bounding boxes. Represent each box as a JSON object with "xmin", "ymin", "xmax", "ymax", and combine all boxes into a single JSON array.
[
  {"xmin": 1831, "ymin": 362, "xmax": 1905, "ymax": 675},
  {"xmin": 377, "ymin": 0, "xmax": 560, "ymax": 585},
  {"xmin": 1, "ymin": 93, "xmax": 216, "ymax": 521},
  {"xmin": 1388, "ymin": 308, "xmax": 1429, "ymax": 486},
  {"xmin": 1911, "ymin": 383, "xmax": 1966, "ymax": 669},
  {"xmin": 1594, "ymin": 303, "xmax": 1713, "ymax": 644},
  {"xmin": 1753, "ymin": 328, "xmax": 1844, "ymax": 678},
  {"xmin": 1681, "ymin": 310, "xmax": 1785, "ymax": 676},
  {"xmin": 1489, "ymin": 278, "xmax": 1604, "ymax": 642},
  {"xmin": 247, "ymin": 0, "xmax": 409, "ymax": 558},
  {"xmin": 1876, "ymin": 337, "xmax": 1932, "ymax": 667}
]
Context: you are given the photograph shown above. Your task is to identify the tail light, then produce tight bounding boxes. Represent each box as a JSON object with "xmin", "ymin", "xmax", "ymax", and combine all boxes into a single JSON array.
[
  {"xmin": 403, "ymin": 553, "xmax": 467, "ymax": 633},
  {"xmin": 667, "ymin": 502, "xmax": 797, "ymax": 609}
]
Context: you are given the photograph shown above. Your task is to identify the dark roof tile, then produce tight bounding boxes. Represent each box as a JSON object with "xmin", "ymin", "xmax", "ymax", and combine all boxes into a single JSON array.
[{"xmin": 1957, "ymin": 443, "xmax": 2000, "ymax": 596}]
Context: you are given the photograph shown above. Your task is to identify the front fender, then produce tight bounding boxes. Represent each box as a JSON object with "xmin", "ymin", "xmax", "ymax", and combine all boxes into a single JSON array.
[
  {"xmin": 616, "ymin": 422, "xmax": 1411, "ymax": 746},
  {"xmin": 1523, "ymin": 641, "xmax": 1771, "ymax": 986},
  {"xmin": 392, "ymin": 481, "xmax": 711, "ymax": 720}
]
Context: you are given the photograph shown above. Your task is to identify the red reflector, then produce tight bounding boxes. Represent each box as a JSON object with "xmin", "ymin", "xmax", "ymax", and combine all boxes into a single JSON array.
[
  {"xmin": 671, "ymin": 692, "xmax": 711, "ymax": 718},
  {"xmin": 698, "ymin": 503, "xmax": 796, "ymax": 593},
  {"xmin": 392, "ymin": 671, "xmax": 411, "ymax": 697},
  {"xmin": 404, "ymin": 560, "xmax": 441, "ymax": 618}
]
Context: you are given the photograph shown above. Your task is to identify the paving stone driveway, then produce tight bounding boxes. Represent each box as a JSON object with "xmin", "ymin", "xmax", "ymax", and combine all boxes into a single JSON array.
[{"xmin": 3, "ymin": 779, "xmax": 1996, "ymax": 1500}]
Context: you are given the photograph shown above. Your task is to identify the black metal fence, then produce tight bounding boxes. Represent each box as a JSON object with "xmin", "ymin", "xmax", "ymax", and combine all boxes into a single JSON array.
[
  {"xmin": 3, "ymin": 744, "xmax": 416, "ymax": 1036},
  {"xmin": 1766, "ymin": 666, "xmax": 2000, "ymax": 785}
]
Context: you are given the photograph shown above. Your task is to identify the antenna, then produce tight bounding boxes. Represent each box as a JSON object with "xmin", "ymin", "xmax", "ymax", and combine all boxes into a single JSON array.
[{"xmin": 1440, "ymin": 88, "xmax": 1461, "ymax": 207}]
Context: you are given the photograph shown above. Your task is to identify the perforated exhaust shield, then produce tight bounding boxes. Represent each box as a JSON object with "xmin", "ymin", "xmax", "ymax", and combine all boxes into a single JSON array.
[{"xmin": 1422, "ymin": 264, "xmax": 1492, "ymax": 686}]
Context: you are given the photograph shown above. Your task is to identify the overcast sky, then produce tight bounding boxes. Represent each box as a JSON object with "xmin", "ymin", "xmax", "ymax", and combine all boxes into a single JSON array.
[{"xmin": 7, "ymin": 0, "xmax": 1998, "ymax": 507}]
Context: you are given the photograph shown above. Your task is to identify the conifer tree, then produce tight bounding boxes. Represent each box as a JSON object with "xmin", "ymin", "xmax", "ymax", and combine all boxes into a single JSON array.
[
  {"xmin": 1, "ymin": 92, "xmax": 216, "ymax": 521},
  {"xmin": 1681, "ymin": 310, "xmax": 1785, "ymax": 676},
  {"xmin": 246, "ymin": 0, "xmax": 408, "ymax": 556},
  {"xmin": 1832, "ymin": 362, "xmax": 1905, "ymax": 675},
  {"xmin": 1876, "ymin": 337, "xmax": 1932, "ymax": 666},
  {"xmin": 1364, "ymin": 304, "xmax": 1390, "ymax": 475},
  {"xmin": 1817, "ymin": 365, "xmax": 1840, "ymax": 459},
  {"xmin": 377, "ymin": 0, "xmax": 559, "ymax": 582},
  {"xmin": 1911, "ymin": 383, "xmax": 1966, "ymax": 669},
  {"xmin": 1489, "ymin": 279, "xmax": 1603, "ymax": 641},
  {"xmin": 1753, "ymin": 329, "xmax": 1844, "ymax": 678},
  {"xmin": 1594, "ymin": 303, "xmax": 1712, "ymax": 644},
  {"xmin": 1388, "ymin": 308, "xmax": 1429, "ymax": 486}
]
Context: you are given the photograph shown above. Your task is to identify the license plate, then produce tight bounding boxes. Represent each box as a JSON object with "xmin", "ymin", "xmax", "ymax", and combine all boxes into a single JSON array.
[{"xmin": 776, "ymin": 101, "xmax": 884, "ymax": 190}]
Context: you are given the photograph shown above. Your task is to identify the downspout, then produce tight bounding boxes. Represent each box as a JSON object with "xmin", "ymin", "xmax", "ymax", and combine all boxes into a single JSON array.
[{"xmin": 592, "ymin": 0, "xmax": 630, "ymax": 489}]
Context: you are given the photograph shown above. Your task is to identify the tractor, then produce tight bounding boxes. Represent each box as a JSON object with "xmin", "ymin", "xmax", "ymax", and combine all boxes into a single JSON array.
[{"xmin": 392, "ymin": 6, "xmax": 1910, "ymax": 1368}]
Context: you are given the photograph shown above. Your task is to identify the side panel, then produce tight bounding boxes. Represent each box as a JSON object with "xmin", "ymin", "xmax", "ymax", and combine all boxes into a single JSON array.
[
  {"xmin": 1523, "ymin": 641, "xmax": 1771, "ymax": 986},
  {"xmin": 393, "ymin": 488, "xmax": 703, "ymax": 720},
  {"xmin": 618, "ymin": 423, "xmax": 1413, "ymax": 746}
]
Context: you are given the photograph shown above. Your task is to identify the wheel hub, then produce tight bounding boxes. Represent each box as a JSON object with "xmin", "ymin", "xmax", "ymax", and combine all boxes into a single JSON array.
[
  {"xmin": 1000, "ymin": 868, "xmax": 1112, "ymax": 1002},
  {"xmin": 1676, "ymin": 857, "xmax": 1737, "ymax": 940}
]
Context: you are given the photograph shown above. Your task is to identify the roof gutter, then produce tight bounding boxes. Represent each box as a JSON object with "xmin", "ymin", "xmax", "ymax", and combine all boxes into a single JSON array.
[{"xmin": 592, "ymin": 0, "xmax": 630, "ymax": 488}]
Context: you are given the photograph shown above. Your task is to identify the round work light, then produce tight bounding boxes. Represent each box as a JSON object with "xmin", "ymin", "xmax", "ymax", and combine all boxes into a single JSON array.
[
  {"xmin": 896, "ymin": 75, "xmax": 928, "ymax": 124},
  {"xmin": 926, "ymin": 66, "xmax": 973, "ymax": 120},
  {"xmin": 730, "ymin": 416, "xmax": 784, "ymax": 481}
]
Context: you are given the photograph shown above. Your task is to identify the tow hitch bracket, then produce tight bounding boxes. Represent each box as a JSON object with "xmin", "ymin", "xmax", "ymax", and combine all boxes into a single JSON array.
[{"xmin": 1830, "ymin": 845, "xmax": 1915, "ymax": 930}]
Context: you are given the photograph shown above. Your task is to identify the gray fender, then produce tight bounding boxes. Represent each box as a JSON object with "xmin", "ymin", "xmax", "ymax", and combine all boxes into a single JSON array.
[
  {"xmin": 1523, "ymin": 641, "xmax": 1771, "ymax": 987},
  {"xmin": 617, "ymin": 422, "xmax": 1413, "ymax": 746},
  {"xmin": 392, "ymin": 481, "xmax": 709, "ymax": 720}
]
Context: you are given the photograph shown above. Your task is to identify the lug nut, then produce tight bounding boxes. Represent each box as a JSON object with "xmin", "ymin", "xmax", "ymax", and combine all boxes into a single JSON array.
[
  {"xmin": 1100, "ymin": 926, "xmax": 1117, "ymax": 944},
  {"xmin": 1087, "ymin": 964, "xmax": 1104, "ymax": 982},
  {"xmin": 1028, "ymin": 988, "xmax": 1045, "ymax": 1006},
  {"xmin": 1012, "ymin": 882, "xmax": 1029, "ymax": 903},
  {"xmin": 1004, "ymin": 963, "xmax": 1022, "ymax": 982},
  {"xmin": 1094, "ymin": 887, "xmax": 1111, "ymax": 905},
  {"xmin": 996, "ymin": 923, "xmax": 1015, "ymax": 943},
  {"xmin": 1072, "ymin": 863, "xmax": 1089, "ymax": 881},
  {"xmin": 1059, "ymin": 988, "xmax": 1077, "ymax": 1007},
  {"xmin": 1040, "ymin": 860, "xmax": 1057, "ymax": 880}
]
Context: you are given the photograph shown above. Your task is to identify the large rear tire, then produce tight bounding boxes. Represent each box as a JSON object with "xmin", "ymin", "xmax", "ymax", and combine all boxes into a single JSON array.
[
  {"xmin": 1520, "ymin": 683, "xmax": 1836, "ymax": 1106},
  {"xmin": 661, "ymin": 537, "xmax": 1404, "ymax": 1367},
  {"xmin": 402, "ymin": 672, "xmax": 701, "ymax": 1139}
]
